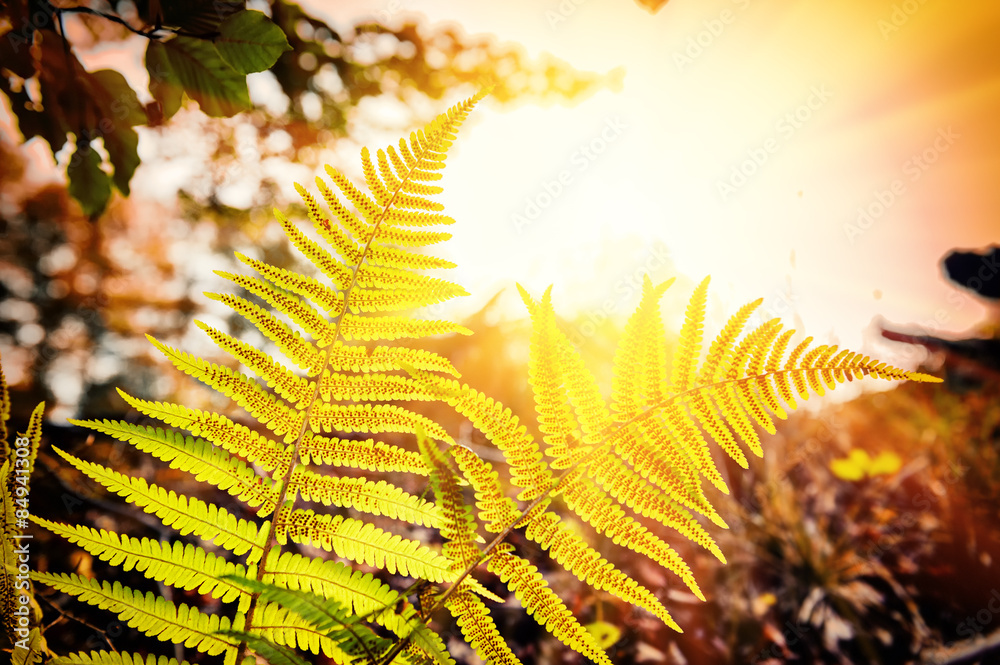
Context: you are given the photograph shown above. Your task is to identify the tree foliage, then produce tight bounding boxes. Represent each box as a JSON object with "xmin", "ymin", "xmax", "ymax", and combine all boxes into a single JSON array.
[
  {"xmin": 0, "ymin": 1, "xmax": 621, "ymax": 424},
  {"xmin": 0, "ymin": 0, "xmax": 621, "ymax": 217}
]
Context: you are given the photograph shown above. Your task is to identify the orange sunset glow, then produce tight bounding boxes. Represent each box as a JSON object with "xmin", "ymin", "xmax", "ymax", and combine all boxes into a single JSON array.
[{"xmin": 322, "ymin": 1, "xmax": 999, "ymax": 380}]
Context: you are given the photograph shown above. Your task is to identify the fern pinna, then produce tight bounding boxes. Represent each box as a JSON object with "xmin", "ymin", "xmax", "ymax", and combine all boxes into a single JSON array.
[{"xmin": 31, "ymin": 90, "xmax": 940, "ymax": 665}]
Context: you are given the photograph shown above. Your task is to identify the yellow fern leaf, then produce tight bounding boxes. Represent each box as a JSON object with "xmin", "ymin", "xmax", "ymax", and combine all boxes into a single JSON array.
[
  {"xmin": 448, "ymin": 591, "xmax": 523, "ymax": 665},
  {"xmin": 488, "ymin": 548, "xmax": 613, "ymax": 665}
]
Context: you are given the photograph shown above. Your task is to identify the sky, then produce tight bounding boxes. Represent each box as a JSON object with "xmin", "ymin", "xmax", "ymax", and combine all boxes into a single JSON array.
[
  {"xmin": 324, "ymin": 0, "xmax": 999, "ymax": 380},
  {"xmin": 3, "ymin": 0, "xmax": 998, "ymax": 406}
]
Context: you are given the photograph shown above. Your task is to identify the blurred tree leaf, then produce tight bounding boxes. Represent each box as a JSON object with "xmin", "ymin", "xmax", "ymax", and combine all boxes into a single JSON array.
[
  {"xmin": 584, "ymin": 621, "xmax": 622, "ymax": 649},
  {"xmin": 0, "ymin": 2, "xmax": 622, "ymax": 424},
  {"xmin": 67, "ymin": 143, "xmax": 112, "ymax": 218},
  {"xmin": 830, "ymin": 449, "xmax": 902, "ymax": 480},
  {"xmin": 146, "ymin": 41, "xmax": 185, "ymax": 122},
  {"xmin": 147, "ymin": 0, "xmax": 244, "ymax": 33},
  {"xmin": 149, "ymin": 36, "xmax": 251, "ymax": 117},
  {"xmin": 102, "ymin": 125, "xmax": 140, "ymax": 196},
  {"xmin": 89, "ymin": 70, "xmax": 148, "ymax": 127},
  {"xmin": 1, "ymin": 0, "xmax": 618, "ymax": 218},
  {"xmin": 216, "ymin": 9, "xmax": 292, "ymax": 74}
]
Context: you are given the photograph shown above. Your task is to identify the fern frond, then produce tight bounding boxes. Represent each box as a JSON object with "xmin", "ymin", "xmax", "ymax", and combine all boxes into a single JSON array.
[
  {"xmin": 338, "ymin": 313, "xmax": 470, "ymax": 342},
  {"xmin": 116, "ymin": 387, "xmax": 301, "ymax": 449},
  {"xmin": 585, "ymin": 452, "xmax": 724, "ymax": 561},
  {"xmin": 488, "ymin": 548, "xmax": 612, "ymax": 665},
  {"xmin": 315, "ymin": 371, "xmax": 437, "ymax": 402},
  {"xmin": 418, "ymin": 431, "xmax": 481, "ymax": 570},
  {"xmin": 191, "ymin": 323, "xmax": 314, "ymax": 406},
  {"xmin": 449, "ymin": 445, "xmax": 521, "ymax": 535},
  {"xmin": 31, "ymin": 518, "xmax": 249, "ymax": 610},
  {"xmin": 671, "ymin": 276, "xmax": 710, "ymax": 393},
  {"xmin": 451, "ymin": 442, "xmax": 679, "ymax": 628},
  {"xmin": 38, "ymin": 88, "xmax": 945, "ymax": 665},
  {"xmin": 372, "ymin": 224, "xmax": 451, "ymax": 248},
  {"xmin": 214, "ymin": 633, "xmax": 311, "ymax": 665},
  {"xmin": 69, "ymin": 420, "xmax": 279, "ymax": 511},
  {"xmin": 51, "ymin": 446, "xmax": 265, "ymax": 560},
  {"xmin": 621, "ymin": 413, "xmax": 723, "ymax": 524},
  {"xmin": 241, "ymin": 575, "xmax": 456, "ymax": 665},
  {"xmin": 242, "ymin": 599, "xmax": 352, "ymax": 660},
  {"xmin": 272, "ymin": 208, "xmax": 351, "ymax": 289},
  {"xmin": 289, "ymin": 470, "xmax": 443, "ymax": 527},
  {"xmin": 30, "ymin": 572, "xmax": 237, "ymax": 656},
  {"xmin": 215, "ymin": 272, "xmax": 337, "ymax": 346},
  {"xmin": 325, "ymin": 342, "xmax": 459, "ymax": 376},
  {"xmin": 365, "ymin": 243, "xmax": 455, "ymax": 271},
  {"xmin": 135, "ymin": 352, "xmax": 303, "ymax": 438},
  {"xmin": 382, "ymin": 209, "xmax": 454, "ymax": 226},
  {"xmin": 556, "ymin": 468, "xmax": 704, "ymax": 600},
  {"xmin": 204, "ymin": 292, "xmax": 324, "ymax": 372},
  {"xmin": 280, "ymin": 509, "xmax": 455, "ymax": 582},
  {"xmin": 258, "ymin": 550, "xmax": 469, "ymax": 662},
  {"xmin": 524, "ymin": 510, "xmax": 680, "ymax": 631},
  {"xmin": 311, "ymin": 175, "xmax": 373, "ymax": 243},
  {"xmin": 53, "ymin": 652, "xmax": 191, "ymax": 665},
  {"xmin": 448, "ymin": 591, "xmax": 523, "ymax": 665},
  {"xmin": 308, "ymin": 403, "xmax": 452, "ymax": 442},
  {"xmin": 520, "ymin": 286, "xmax": 589, "ymax": 471},
  {"xmin": 261, "ymin": 560, "xmax": 450, "ymax": 664},
  {"xmin": 413, "ymin": 373, "xmax": 550, "ymax": 502},
  {"xmin": 234, "ymin": 252, "xmax": 345, "ymax": 314},
  {"xmin": 260, "ymin": 551, "xmax": 401, "ymax": 619},
  {"xmin": 297, "ymin": 432, "xmax": 430, "ymax": 474},
  {"xmin": 348, "ymin": 283, "xmax": 467, "ymax": 314}
]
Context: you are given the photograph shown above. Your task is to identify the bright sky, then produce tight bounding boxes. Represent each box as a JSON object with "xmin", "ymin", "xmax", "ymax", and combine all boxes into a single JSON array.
[
  {"xmin": 329, "ymin": 0, "xmax": 999, "ymax": 378},
  {"xmin": 4, "ymin": 0, "xmax": 998, "ymax": 397}
]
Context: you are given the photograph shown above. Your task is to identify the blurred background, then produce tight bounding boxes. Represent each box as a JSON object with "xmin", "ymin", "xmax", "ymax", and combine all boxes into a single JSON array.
[{"xmin": 1, "ymin": 1, "xmax": 999, "ymax": 663}]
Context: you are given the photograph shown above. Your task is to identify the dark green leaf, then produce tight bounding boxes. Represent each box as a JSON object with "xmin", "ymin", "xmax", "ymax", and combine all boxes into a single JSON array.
[
  {"xmin": 148, "ymin": 37, "xmax": 250, "ymax": 117},
  {"xmin": 146, "ymin": 41, "xmax": 184, "ymax": 122},
  {"xmin": 221, "ymin": 575, "xmax": 355, "ymax": 632},
  {"xmin": 67, "ymin": 143, "xmax": 112, "ymax": 217},
  {"xmin": 90, "ymin": 70, "xmax": 147, "ymax": 127},
  {"xmin": 34, "ymin": 33, "xmax": 82, "ymax": 153},
  {"xmin": 214, "ymin": 631, "xmax": 310, "ymax": 665},
  {"xmin": 216, "ymin": 9, "xmax": 292, "ymax": 75},
  {"xmin": 156, "ymin": 0, "xmax": 244, "ymax": 33},
  {"xmin": 102, "ymin": 126, "xmax": 140, "ymax": 195}
]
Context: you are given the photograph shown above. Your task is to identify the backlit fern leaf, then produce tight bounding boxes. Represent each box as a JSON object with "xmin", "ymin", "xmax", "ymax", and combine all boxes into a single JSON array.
[
  {"xmin": 31, "ymin": 88, "xmax": 942, "ymax": 665},
  {"xmin": 36, "ymin": 90, "xmax": 489, "ymax": 665},
  {"xmin": 52, "ymin": 652, "xmax": 191, "ymax": 665},
  {"xmin": 30, "ymin": 573, "xmax": 238, "ymax": 656}
]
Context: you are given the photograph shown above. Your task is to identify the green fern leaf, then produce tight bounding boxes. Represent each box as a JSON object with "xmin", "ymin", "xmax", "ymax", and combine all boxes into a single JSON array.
[
  {"xmin": 30, "ymin": 573, "xmax": 238, "ymax": 656},
  {"xmin": 31, "ymin": 518, "xmax": 250, "ymax": 610},
  {"xmin": 51, "ymin": 446, "xmax": 265, "ymax": 559},
  {"xmin": 52, "ymin": 652, "xmax": 191, "ymax": 665}
]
